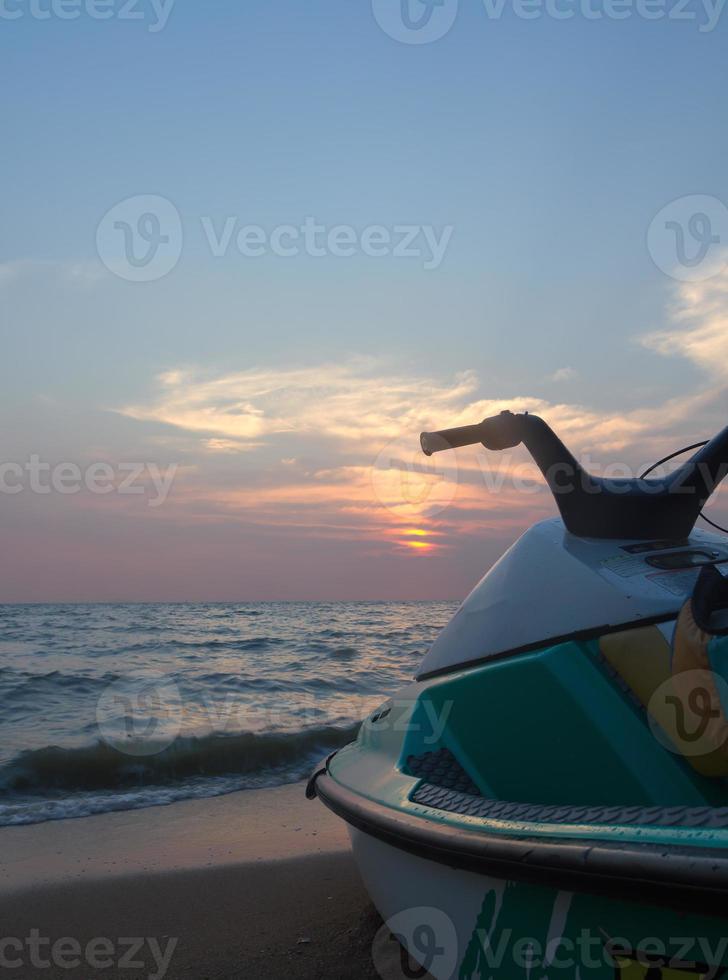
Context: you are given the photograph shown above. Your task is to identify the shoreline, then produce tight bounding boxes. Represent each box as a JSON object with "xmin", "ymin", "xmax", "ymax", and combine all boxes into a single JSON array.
[
  {"xmin": 0, "ymin": 780, "xmax": 347, "ymax": 893},
  {"xmin": 0, "ymin": 782, "xmax": 396, "ymax": 979}
]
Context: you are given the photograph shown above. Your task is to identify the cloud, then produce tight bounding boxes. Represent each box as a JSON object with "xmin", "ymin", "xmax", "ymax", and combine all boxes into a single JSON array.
[
  {"xmin": 547, "ymin": 366, "xmax": 577, "ymax": 382},
  {"xmin": 118, "ymin": 361, "xmax": 483, "ymax": 449},
  {"xmin": 205, "ymin": 437, "xmax": 262, "ymax": 454},
  {"xmin": 641, "ymin": 256, "xmax": 728, "ymax": 379},
  {"xmin": 0, "ymin": 259, "xmax": 106, "ymax": 289},
  {"xmin": 119, "ymin": 361, "xmax": 629, "ymax": 461},
  {"xmin": 111, "ymin": 263, "xmax": 728, "ymax": 560}
]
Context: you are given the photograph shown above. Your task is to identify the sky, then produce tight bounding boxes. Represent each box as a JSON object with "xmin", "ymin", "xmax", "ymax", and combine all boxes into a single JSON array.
[{"xmin": 1, "ymin": 0, "xmax": 728, "ymax": 602}]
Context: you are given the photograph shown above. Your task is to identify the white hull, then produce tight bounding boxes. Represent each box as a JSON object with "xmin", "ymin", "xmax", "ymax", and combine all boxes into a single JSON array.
[{"xmin": 349, "ymin": 827, "xmax": 505, "ymax": 980}]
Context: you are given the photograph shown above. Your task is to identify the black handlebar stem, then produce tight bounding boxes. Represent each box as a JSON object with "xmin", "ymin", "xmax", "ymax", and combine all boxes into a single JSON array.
[{"xmin": 422, "ymin": 411, "xmax": 728, "ymax": 540}]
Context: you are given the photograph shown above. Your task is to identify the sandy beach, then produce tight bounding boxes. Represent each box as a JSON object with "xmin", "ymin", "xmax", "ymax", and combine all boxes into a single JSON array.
[{"xmin": 0, "ymin": 783, "xmax": 393, "ymax": 979}]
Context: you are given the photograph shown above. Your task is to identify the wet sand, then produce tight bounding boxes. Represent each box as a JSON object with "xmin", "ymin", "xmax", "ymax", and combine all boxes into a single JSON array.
[{"xmin": 0, "ymin": 782, "xmax": 394, "ymax": 979}]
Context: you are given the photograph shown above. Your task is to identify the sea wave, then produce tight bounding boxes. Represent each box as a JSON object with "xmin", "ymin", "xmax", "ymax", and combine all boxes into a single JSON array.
[
  {"xmin": 0, "ymin": 723, "xmax": 359, "ymax": 795},
  {"xmin": 0, "ymin": 599, "xmax": 455, "ymax": 826}
]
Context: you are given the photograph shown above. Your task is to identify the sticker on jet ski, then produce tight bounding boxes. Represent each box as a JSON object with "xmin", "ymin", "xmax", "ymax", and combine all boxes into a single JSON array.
[
  {"xmin": 612, "ymin": 957, "xmax": 723, "ymax": 978},
  {"xmin": 459, "ymin": 884, "xmax": 728, "ymax": 979}
]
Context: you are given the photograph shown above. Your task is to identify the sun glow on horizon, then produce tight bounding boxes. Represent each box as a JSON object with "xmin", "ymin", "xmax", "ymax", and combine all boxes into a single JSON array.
[{"xmin": 398, "ymin": 528, "xmax": 436, "ymax": 553}]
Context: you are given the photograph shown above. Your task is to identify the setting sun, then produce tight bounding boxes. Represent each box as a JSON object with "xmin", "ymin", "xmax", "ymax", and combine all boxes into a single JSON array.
[{"xmin": 398, "ymin": 528, "xmax": 435, "ymax": 552}]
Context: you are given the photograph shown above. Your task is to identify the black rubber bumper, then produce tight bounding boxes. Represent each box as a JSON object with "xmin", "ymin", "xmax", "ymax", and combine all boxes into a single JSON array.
[{"xmin": 308, "ymin": 763, "xmax": 728, "ymax": 918}]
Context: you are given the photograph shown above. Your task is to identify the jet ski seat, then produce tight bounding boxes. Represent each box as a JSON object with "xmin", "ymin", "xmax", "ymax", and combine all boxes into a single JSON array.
[
  {"xmin": 596, "ymin": 625, "xmax": 723, "ymax": 776},
  {"xmin": 671, "ymin": 565, "xmax": 728, "ymax": 776},
  {"xmin": 600, "ymin": 568, "xmax": 728, "ymax": 778}
]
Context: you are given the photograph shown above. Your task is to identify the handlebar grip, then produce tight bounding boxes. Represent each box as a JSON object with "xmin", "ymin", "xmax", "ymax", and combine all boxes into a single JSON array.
[
  {"xmin": 420, "ymin": 423, "xmax": 485, "ymax": 456},
  {"xmin": 420, "ymin": 411, "xmax": 524, "ymax": 457}
]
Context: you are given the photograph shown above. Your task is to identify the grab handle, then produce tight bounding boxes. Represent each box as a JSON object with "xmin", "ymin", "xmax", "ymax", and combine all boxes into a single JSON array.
[
  {"xmin": 420, "ymin": 411, "xmax": 524, "ymax": 456},
  {"xmin": 420, "ymin": 423, "xmax": 484, "ymax": 456}
]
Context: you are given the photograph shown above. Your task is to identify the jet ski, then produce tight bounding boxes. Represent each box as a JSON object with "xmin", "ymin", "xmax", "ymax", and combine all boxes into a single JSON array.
[{"xmin": 308, "ymin": 411, "xmax": 728, "ymax": 979}]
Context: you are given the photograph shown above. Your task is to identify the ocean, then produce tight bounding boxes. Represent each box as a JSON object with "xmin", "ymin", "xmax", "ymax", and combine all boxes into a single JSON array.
[{"xmin": 0, "ymin": 601, "xmax": 456, "ymax": 827}]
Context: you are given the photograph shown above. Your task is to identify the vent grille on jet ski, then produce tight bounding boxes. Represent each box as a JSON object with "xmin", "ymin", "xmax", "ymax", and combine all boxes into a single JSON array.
[
  {"xmin": 405, "ymin": 748, "xmax": 481, "ymax": 797},
  {"xmin": 410, "ymin": 782, "xmax": 728, "ymax": 829}
]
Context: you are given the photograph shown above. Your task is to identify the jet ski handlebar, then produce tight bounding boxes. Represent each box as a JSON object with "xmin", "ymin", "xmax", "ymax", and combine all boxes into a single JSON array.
[
  {"xmin": 421, "ymin": 412, "xmax": 524, "ymax": 456},
  {"xmin": 420, "ymin": 411, "xmax": 728, "ymax": 540}
]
